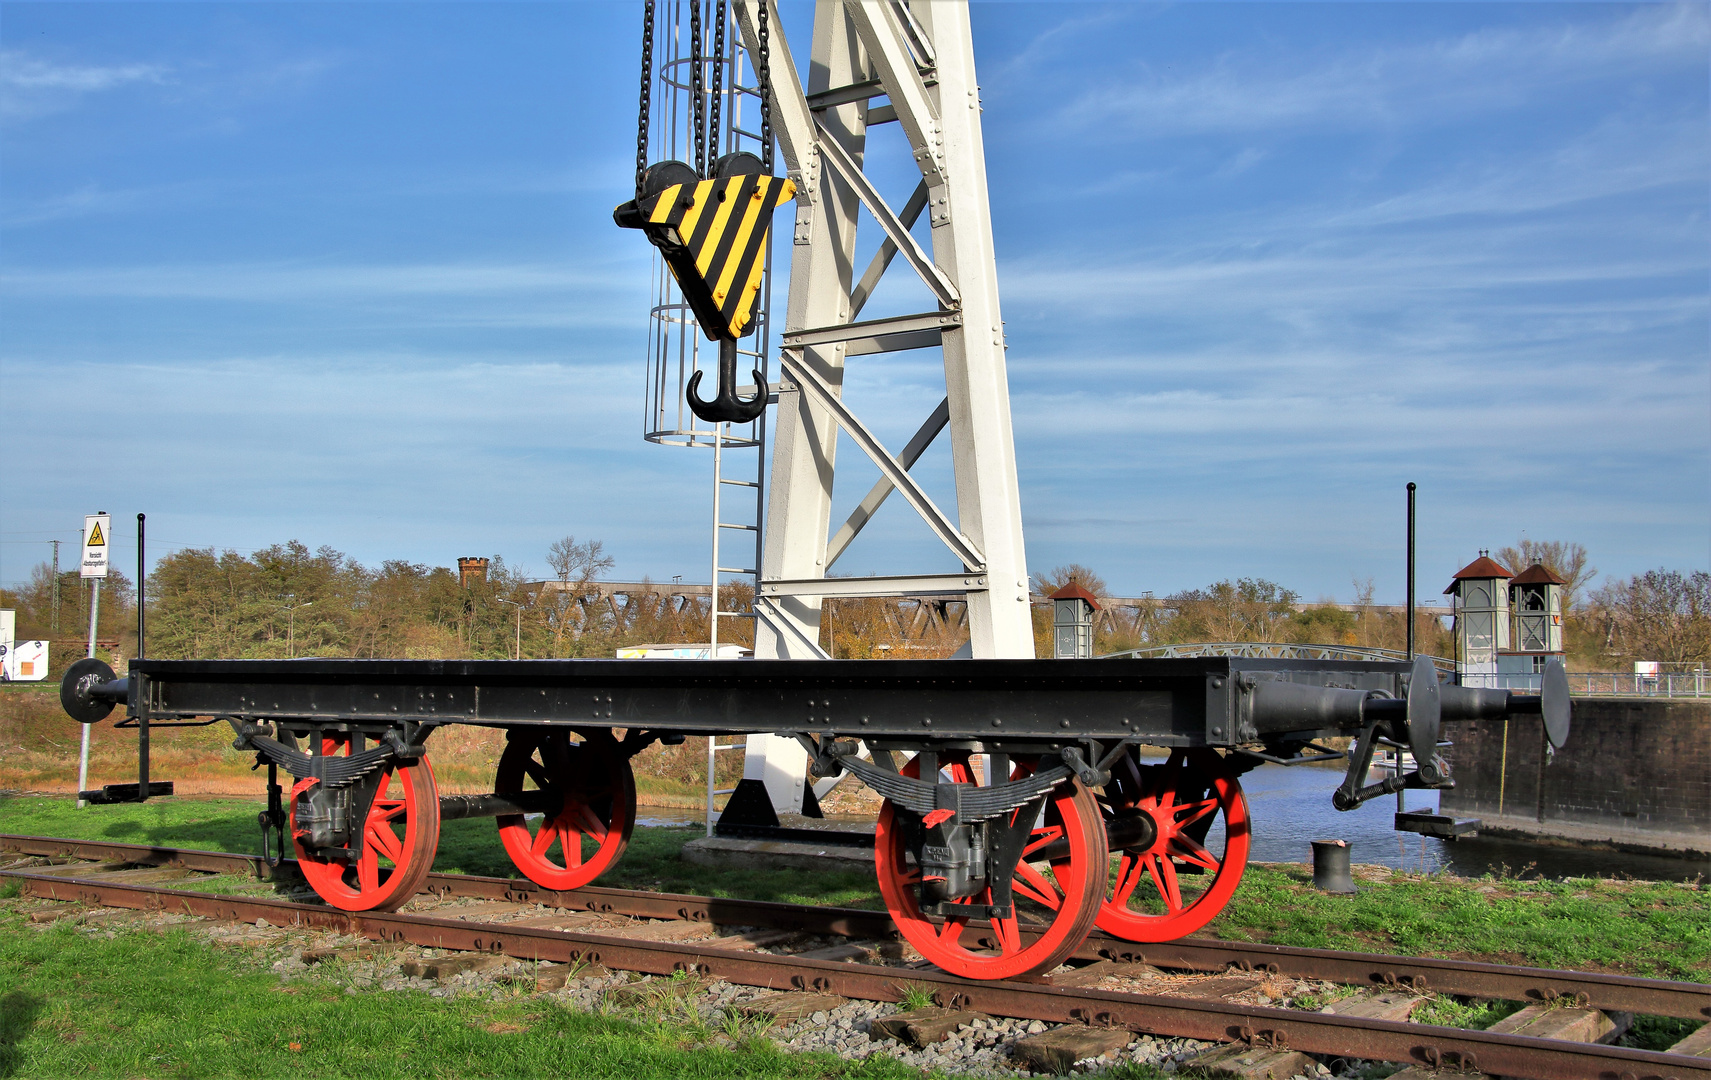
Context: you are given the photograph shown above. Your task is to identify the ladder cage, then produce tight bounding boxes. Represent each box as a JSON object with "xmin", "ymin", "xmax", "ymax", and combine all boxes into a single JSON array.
[{"xmin": 641, "ymin": 0, "xmax": 776, "ymax": 451}]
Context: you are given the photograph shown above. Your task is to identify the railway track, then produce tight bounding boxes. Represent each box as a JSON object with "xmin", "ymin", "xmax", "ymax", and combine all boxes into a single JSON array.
[{"xmin": 3, "ymin": 833, "xmax": 1707, "ymax": 1080}]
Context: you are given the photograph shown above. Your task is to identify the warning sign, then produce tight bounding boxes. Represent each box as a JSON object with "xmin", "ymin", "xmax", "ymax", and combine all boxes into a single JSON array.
[{"xmin": 81, "ymin": 513, "xmax": 110, "ymax": 579}]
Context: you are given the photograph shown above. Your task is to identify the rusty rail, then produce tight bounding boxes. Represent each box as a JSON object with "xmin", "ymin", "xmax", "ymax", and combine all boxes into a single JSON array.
[
  {"xmin": 4, "ymin": 833, "xmax": 1707, "ymax": 1025},
  {"xmin": 3, "ymin": 866, "xmax": 1704, "ymax": 1080}
]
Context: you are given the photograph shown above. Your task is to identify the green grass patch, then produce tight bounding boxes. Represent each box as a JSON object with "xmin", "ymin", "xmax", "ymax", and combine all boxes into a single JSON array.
[
  {"xmin": 0, "ymin": 909, "xmax": 920, "ymax": 1079},
  {"xmin": 1208, "ymin": 863, "xmax": 1710, "ymax": 981},
  {"xmin": 4, "ymin": 794, "xmax": 1707, "ymax": 979},
  {"xmin": 1411, "ymin": 995, "xmax": 1520, "ymax": 1030},
  {"xmin": 0, "ymin": 793, "xmax": 885, "ymax": 911}
]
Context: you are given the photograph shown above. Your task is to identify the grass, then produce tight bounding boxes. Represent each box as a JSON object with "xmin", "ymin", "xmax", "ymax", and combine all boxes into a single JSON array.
[
  {"xmin": 894, "ymin": 983, "xmax": 937, "ymax": 1012},
  {"xmin": 1202, "ymin": 862, "xmax": 1710, "ymax": 982},
  {"xmin": 0, "ymin": 794, "xmax": 886, "ymax": 911},
  {"xmin": 3, "ymin": 794, "xmax": 1707, "ymax": 1069},
  {"xmin": 3, "ymin": 794, "xmax": 1706, "ymax": 981},
  {"xmin": 0, "ymin": 909, "xmax": 922, "ymax": 1079}
]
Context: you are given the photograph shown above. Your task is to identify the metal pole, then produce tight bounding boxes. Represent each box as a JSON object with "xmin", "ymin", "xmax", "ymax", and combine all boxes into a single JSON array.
[
  {"xmin": 136, "ymin": 514, "xmax": 145, "ymax": 660},
  {"xmin": 1402, "ymin": 481, "xmax": 1415, "ymax": 815},
  {"xmin": 1405, "ymin": 482, "xmax": 1416, "ymax": 661},
  {"xmin": 134, "ymin": 512, "xmax": 151, "ymax": 803},
  {"xmin": 50, "ymin": 540, "xmax": 60, "ymax": 635},
  {"xmin": 78, "ymin": 567, "xmax": 99, "ymax": 808},
  {"xmin": 706, "ymin": 736, "xmax": 717, "ymax": 837},
  {"xmin": 711, "ymin": 423, "xmax": 722, "ymax": 655}
]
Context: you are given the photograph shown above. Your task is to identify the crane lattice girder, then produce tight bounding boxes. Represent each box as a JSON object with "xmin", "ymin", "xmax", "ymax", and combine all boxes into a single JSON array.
[{"xmin": 732, "ymin": 0, "xmax": 1032, "ymax": 661}]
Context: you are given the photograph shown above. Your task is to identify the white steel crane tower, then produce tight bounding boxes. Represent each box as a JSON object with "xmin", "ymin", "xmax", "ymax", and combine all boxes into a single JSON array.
[
  {"xmin": 624, "ymin": 1, "xmax": 1032, "ymax": 816},
  {"xmin": 736, "ymin": 0, "xmax": 1032, "ymax": 812}
]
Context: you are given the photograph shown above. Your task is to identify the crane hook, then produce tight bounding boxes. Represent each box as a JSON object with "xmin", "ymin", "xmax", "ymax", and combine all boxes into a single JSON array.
[{"xmin": 686, "ymin": 337, "xmax": 767, "ymax": 424}]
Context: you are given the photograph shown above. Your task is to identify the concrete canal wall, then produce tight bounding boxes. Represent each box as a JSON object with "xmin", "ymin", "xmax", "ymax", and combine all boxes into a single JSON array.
[{"xmin": 1439, "ymin": 697, "xmax": 1709, "ymax": 859}]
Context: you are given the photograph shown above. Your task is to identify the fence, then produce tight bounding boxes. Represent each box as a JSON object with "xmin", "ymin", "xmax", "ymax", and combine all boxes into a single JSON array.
[{"xmin": 1462, "ymin": 670, "xmax": 1711, "ymax": 697}]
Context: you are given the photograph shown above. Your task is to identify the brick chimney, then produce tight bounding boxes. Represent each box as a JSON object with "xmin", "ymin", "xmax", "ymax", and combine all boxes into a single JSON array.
[{"xmin": 457, "ymin": 557, "xmax": 490, "ymax": 588}]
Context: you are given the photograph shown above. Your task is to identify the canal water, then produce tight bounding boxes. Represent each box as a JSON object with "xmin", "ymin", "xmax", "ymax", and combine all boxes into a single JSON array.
[{"xmin": 639, "ymin": 756, "xmax": 1706, "ymax": 882}]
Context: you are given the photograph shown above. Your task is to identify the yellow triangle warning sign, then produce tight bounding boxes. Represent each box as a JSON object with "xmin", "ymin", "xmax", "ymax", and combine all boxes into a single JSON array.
[{"xmin": 87, "ymin": 521, "xmax": 105, "ymax": 547}]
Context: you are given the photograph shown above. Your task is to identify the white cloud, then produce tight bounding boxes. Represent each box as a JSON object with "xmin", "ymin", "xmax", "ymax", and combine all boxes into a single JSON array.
[
  {"xmin": 1057, "ymin": 4, "xmax": 1710, "ymax": 137},
  {"xmin": 0, "ymin": 258, "xmax": 641, "ymax": 300},
  {"xmin": 0, "ymin": 50, "xmax": 169, "ymax": 120}
]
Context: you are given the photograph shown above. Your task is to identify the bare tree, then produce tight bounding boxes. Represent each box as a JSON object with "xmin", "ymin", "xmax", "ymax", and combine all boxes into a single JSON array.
[
  {"xmin": 541, "ymin": 537, "xmax": 615, "ymax": 657},
  {"xmin": 1495, "ymin": 540, "xmax": 1596, "ymax": 612},
  {"xmin": 1591, "ymin": 569, "xmax": 1711, "ymax": 665}
]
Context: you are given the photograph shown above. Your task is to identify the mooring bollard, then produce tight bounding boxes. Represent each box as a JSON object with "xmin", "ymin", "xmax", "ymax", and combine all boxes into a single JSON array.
[{"xmin": 1311, "ymin": 839, "xmax": 1357, "ymax": 894}]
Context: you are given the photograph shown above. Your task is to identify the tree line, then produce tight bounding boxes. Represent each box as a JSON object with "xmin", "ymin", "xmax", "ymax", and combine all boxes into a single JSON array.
[{"xmin": 1, "ymin": 535, "xmax": 1704, "ymax": 670}]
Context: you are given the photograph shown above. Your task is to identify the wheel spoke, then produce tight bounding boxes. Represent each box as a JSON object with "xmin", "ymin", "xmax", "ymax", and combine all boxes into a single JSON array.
[
  {"xmin": 575, "ymin": 803, "xmax": 609, "ymax": 840},
  {"xmin": 366, "ymin": 821, "xmax": 403, "ymax": 864},
  {"xmin": 1170, "ymin": 833, "xmax": 1222, "ymax": 873},
  {"xmin": 1012, "ymin": 862, "xmax": 1063, "ymax": 910},
  {"xmin": 1111, "ymin": 853, "xmax": 1145, "ymax": 907},
  {"xmin": 371, "ymin": 798, "xmax": 407, "ymax": 824},
  {"xmin": 989, "ymin": 915, "xmax": 1021, "ymax": 955},
  {"xmin": 357, "ymin": 847, "xmax": 380, "ymax": 892},
  {"xmin": 1143, "ymin": 854, "xmax": 1182, "ymax": 912},
  {"xmin": 936, "ymin": 915, "xmax": 968, "ymax": 949},
  {"xmin": 531, "ymin": 822, "xmax": 559, "ymax": 857},
  {"xmin": 1156, "ymin": 854, "xmax": 1184, "ymax": 910},
  {"xmin": 1174, "ymin": 795, "xmax": 1221, "ymax": 830},
  {"xmin": 1021, "ymin": 826, "xmax": 1064, "ymax": 859},
  {"xmin": 561, "ymin": 826, "xmax": 583, "ymax": 868},
  {"xmin": 522, "ymin": 759, "xmax": 551, "ymax": 789}
]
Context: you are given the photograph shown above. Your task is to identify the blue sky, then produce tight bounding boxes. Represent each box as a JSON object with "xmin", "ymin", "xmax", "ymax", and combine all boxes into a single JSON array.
[{"xmin": 2, "ymin": 2, "xmax": 1706, "ymax": 602}]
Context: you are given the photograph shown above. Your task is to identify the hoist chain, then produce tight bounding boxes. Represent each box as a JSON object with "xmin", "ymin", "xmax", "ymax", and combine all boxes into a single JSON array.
[
  {"xmin": 635, "ymin": 0, "xmax": 655, "ymax": 197},
  {"xmin": 690, "ymin": 0, "xmax": 706, "ymax": 178},
  {"xmin": 634, "ymin": 0, "xmax": 772, "ymax": 190},
  {"xmin": 708, "ymin": 0, "xmax": 726, "ymax": 165},
  {"xmin": 757, "ymin": 0, "xmax": 773, "ymax": 173}
]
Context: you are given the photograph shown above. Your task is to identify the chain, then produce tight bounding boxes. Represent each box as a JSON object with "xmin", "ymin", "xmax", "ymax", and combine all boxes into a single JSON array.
[
  {"xmin": 690, "ymin": 0, "xmax": 705, "ymax": 177},
  {"xmin": 757, "ymin": 0, "xmax": 773, "ymax": 173},
  {"xmin": 635, "ymin": 0, "xmax": 655, "ymax": 195},
  {"xmin": 708, "ymin": 1, "xmax": 726, "ymax": 166}
]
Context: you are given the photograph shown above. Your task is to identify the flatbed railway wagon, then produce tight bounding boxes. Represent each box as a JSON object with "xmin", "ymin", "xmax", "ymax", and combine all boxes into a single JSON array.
[{"xmin": 60, "ymin": 652, "xmax": 1570, "ymax": 980}]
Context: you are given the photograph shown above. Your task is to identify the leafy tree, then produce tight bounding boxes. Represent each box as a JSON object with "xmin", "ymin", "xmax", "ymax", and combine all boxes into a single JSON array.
[
  {"xmin": 1590, "ymin": 569, "xmax": 1711, "ymax": 665},
  {"xmin": 1166, "ymin": 578, "xmax": 1300, "ymax": 642},
  {"xmin": 1286, "ymin": 604, "xmax": 1357, "ymax": 645}
]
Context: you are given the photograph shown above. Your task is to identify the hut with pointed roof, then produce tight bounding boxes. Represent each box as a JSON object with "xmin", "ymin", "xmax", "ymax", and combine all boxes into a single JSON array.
[{"xmin": 1445, "ymin": 552, "xmax": 1513, "ymax": 685}]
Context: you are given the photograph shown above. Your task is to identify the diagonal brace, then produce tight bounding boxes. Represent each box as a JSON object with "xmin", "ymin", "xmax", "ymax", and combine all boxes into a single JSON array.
[
  {"xmin": 752, "ymin": 595, "xmax": 832, "ymax": 659},
  {"xmin": 825, "ymin": 396, "xmax": 949, "ymax": 570},
  {"xmin": 779, "ymin": 351, "xmax": 982, "ymax": 572},
  {"xmin": 812, "ymin": 119, "xmax": 958, "ymax": 309},
  {"xmin": 849, "ymin": 180, "xmax": 929, "ymax": 319}
]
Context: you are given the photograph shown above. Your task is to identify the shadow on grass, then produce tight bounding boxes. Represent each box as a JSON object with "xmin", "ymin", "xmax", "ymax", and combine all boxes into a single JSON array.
[{"xmin": 0, "ymin": 990, "xmax": 44, "ymax": 1079}]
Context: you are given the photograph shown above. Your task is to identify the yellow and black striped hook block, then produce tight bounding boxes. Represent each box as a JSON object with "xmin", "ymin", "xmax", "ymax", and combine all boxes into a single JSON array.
[{"xmin": 615, "ymin": 170, "xmax": 796, "ymax": 342}]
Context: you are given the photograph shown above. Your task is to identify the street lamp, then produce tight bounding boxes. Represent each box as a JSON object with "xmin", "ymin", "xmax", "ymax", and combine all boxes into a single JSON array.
[
  {"xmin": 496, "ymin": 598, "xmax": 523, "ymax": 660},
  {"xmin": 280, "ymin": 600, "xmax": 313, "ymax": 658}
]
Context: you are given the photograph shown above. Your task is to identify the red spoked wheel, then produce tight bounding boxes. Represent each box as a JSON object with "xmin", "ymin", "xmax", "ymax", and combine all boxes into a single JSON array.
[
  {"xmin": 291, "ymin": 735, "xmax": 440, "ymax": 912},
  {"xmin": 495, "ymin": 730, "xmax": 636, "ymax": 891},
  {"xmin": 874, "ymin": 752, "xmax": 1107, "ymax": 980},
  {"xmin": 1095, "ymin": 747, "xmax": 1250, "ymax": 942}
]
